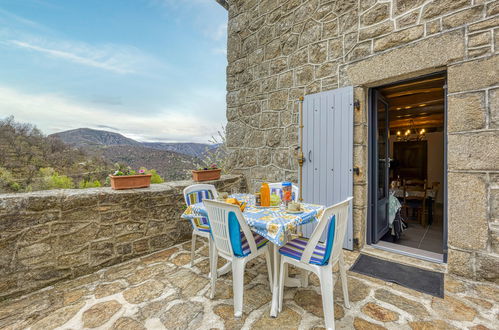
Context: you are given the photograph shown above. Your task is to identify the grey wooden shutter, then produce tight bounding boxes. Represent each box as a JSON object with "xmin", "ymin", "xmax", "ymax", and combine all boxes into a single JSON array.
[{"xmin": 301, "ymin": 86, "xmax": 354, "ymax": 250}]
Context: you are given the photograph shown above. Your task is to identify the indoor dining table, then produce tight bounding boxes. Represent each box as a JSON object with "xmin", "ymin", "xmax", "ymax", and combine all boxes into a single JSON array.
[{"xmin": 181, "ymin": 193, "xmax": 325, "ymax": 317}]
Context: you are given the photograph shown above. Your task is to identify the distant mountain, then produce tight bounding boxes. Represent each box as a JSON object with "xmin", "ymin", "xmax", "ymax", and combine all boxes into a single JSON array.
[
  {"xmin": 50, "ymin": 128, "xmax": 209, "ymax": 180},
  {"xmin": 51, "ymin": 128, "xmax": 140, "ymax": 148},
  {"xmin": 50, "ymin": 128, "xmax": 213, "ymax": 157}
]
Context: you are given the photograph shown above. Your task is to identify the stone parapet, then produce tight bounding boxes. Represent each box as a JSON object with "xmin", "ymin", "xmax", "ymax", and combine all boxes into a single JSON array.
[{"xmin": 0, "ymin": 175, "xmax": 245, "ymax": 300}]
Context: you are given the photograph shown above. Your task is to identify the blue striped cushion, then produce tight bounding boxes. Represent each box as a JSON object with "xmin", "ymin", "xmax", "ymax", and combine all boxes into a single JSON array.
[
  {"xmin": 279, "ymin": 237, "xmax": 328, "ymax": 265},
  {"xmin": 195, "ymin": 221, "xmax": 210, "ymax": 233},
  {"xmin": 186, "ymin": 190, "xmax": 214, "ymax": 232},
  {"xmin": 186, "ymin": 190, "xmax": 214, "ymax": 205},
  {"xmin": 237, "ymin": 231, "xmax": 268, "ymax": 257}
]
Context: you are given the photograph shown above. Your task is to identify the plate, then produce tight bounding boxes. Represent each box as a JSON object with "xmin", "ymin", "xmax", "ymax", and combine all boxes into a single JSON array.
[
  {"xmin": 254, "ymin": 205, "xmax": 280, "ymax": 209},
  {"xmin": 286, "ymin": 209, "xmax": 304, "ymax": 214}
]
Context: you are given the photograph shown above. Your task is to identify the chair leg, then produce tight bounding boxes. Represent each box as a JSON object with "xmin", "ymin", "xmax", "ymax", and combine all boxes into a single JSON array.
[
  {"xmin": 339, "ymin": 253, "xmax": 350, "ymax": 309},
  {"xmin": 264, "ymin": 249, "xmax": 273, "ymax": 291},
  {"xmin": 209, "ymin": 245, "xmax": 217, "ymax": 299},
  {"xmin": 319, "ymin": 267, "xmax": 335, "ymax": 330},
  {"xmin": 208, "ymin": 238, "xmax": 213, "ymax": 279},
  {"xmin": 190, "ymin": 232, "xmax": 197, "ymax": 267},
  {"xmin": 232, "ymin": 259, "xmax": 245, "ymax": 317},
  {"xmin": 301, "ymin": 269, "xmax": 309, "ymax": 287},
  {"xmin": 278, "ymin": 258, "xmax": 286, "ymax": 313}
]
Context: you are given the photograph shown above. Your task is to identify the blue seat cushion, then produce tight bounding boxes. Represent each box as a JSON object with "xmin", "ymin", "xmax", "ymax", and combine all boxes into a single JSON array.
[
  {"xmin": 279, "ymin": 237, "xmax": 328, "ymax": 265},
  {"xmin": 279, "ymin": 215, "xmax": 335, "ymax": 265},
  {"xmin": 228, "ymin": 211, "xmax": 268, "ymax": 257}
]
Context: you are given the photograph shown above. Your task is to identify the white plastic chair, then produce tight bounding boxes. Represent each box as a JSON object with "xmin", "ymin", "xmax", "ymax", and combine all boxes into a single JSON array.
[
  {"xmin": 183, "ymin": 184, "xmax": 218, "ymax": 267},
  {"xmin": 268, "ymin": 182, "xmax": 299, "ymax": 201},
  {"xmin": 278, "ymin": 197, "xmax": 353, "ymax": 330},
  {"xmin": 203, "ymin": 199, "xmax": 273, "ymax": 317}
]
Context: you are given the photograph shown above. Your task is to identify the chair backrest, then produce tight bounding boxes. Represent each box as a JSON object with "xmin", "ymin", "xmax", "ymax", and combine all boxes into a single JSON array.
[
  {"xmin": 404, "ymin": 179, "xmax": 426, "ymax": 191},
  {"xmin": 268, "ymin": 182, "xmax": 299, "ymax": 201},
  {"xmin": 301, "ymin": 197, "xmax": 353, "ymax": 265},
  {"xmin": 403, "ymin": 179, "xmax": 427, "ymax": 201},
  {"xmin": 203, "ymin": 199, "xmax": 257, "ymax": 259},
  {"xmin": 183, "ymin": 184, "xmax": 218, "ymax": 206}
]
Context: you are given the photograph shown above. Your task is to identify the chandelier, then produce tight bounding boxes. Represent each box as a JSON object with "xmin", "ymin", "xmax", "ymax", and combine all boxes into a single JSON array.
[{"xmin": 396, "ymin": 120, "xmax": 426, "ymax": 141}]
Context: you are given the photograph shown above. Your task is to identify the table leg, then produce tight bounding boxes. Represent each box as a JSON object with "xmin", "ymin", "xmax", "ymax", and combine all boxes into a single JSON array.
[{"xmin": 270, "ymin": 244, "xmax": 280, "ymax": 317}]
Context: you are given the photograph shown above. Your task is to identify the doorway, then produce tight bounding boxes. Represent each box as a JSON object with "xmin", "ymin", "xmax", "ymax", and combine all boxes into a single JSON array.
[{"xmin": 368, "ymin": 73, "xmax": 447, "ymax": 263}]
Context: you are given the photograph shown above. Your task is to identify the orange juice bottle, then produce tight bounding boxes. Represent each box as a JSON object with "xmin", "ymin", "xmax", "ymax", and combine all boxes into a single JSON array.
[{"xmin": 260, "ymin": 183, "xmax": 270, "ymax": 207}]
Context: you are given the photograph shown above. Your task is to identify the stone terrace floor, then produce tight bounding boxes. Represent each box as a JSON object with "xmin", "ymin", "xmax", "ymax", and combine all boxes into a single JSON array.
[{"xmin": 1, "ymin": 237, "xmax": 498, "ymax": 330}]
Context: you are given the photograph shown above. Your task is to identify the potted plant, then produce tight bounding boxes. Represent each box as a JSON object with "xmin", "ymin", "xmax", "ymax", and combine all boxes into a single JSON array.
[
  {"xmin": 192, "ymin": 164, "xmax": 221, "ymax": 182},
  {"xmin": 109, "ymin": 167, "xmax": 152, "ymax": 190}
]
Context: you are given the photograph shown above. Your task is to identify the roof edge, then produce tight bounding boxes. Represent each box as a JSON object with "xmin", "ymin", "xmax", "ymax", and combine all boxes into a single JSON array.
[{"xmin": 214, "ymin": 0, "xmax": 229, "ymax": 10}]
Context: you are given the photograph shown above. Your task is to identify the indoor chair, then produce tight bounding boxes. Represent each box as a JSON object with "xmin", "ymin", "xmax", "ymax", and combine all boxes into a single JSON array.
[
  {"xmin": 183, "ymin": 184, "xmax": 218, "ymax": 267},
  {"xmin": 278, "ymin": 197, "xmax": 353, "ymax": 330},
  {"xmin": 203, "ymin": 199, "xmax": 273, "ymax": 317},
  {"xmin": 403, "ymin": 179, "xmax": 427, "ymax": 225}
]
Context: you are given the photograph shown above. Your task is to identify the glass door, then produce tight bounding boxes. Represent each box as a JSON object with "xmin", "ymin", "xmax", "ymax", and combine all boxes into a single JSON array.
[{"xmin": 372, "ymin": 91, "xmax": 390, "ymax": 243}]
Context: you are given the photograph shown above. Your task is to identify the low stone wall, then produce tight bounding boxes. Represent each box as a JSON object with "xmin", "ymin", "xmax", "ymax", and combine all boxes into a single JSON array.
[{"xmin": 0, "ymin": 175, "xmax": 245, "ymax": 301}]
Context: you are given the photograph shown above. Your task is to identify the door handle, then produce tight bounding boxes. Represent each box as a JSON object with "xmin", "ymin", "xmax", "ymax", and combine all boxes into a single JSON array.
[{"xmin": 308, "ymin": 150, "xmax": 312, "ymax": 162}]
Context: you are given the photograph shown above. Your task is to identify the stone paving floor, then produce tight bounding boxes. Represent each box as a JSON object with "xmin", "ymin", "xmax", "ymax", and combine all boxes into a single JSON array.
[{"xmin": 1, "ymin": 237, "xmax": 498, "ymax": 329}]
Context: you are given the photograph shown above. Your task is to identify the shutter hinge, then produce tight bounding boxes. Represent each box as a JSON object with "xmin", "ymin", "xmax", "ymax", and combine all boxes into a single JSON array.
[{"xmin": 354, "ymin": 100, "xmax": 361, "ymax": 111}]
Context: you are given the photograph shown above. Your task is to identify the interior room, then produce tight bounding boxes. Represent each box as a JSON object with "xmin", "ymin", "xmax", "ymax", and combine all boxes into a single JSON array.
[{"xmin": 378, "ymin": 74, "xmax": 446, "ymax": 256}]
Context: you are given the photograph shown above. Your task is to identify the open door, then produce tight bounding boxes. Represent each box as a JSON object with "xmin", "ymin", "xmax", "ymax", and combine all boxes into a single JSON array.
[
  {"xmin": 301, "ymin": 86, "xmax": 354, "ymax": 250},
  {"xmin": 371, "ymin": 90, "xmax": 390, "ymax": 243}
]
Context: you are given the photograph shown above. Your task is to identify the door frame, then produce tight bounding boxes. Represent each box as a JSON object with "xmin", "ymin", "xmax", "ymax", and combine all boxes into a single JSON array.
[{"xmin": 366, "ymin": 71, "xmax": 448, "ymax": 263}]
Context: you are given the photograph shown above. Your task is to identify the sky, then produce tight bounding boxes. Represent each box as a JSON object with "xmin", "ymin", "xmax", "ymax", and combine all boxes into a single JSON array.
[{"xmin": 0, "ymin": 0, "xmax": 228, "ymax": 143}]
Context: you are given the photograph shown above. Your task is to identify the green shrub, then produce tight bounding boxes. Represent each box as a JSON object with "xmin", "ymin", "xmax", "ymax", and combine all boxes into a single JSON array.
[
  {"xmin": 39, "ymin": 167, "xmax": 74, "ymax": 189},
  {"xmin": 46, "ymin": 174, "xmax": 74, "ymax": 189},
  {"xmin": 0, "ymin": 167, "xmax": 21, "ymax": 192},
  {"xmin": 148, "ymin": 169, "xmax": 164, "ymax": 184},
  {"xmin": 138, "ymin": 167, "xmax": 164, "ymax": 184},
  {"xmin": 78, "ymin": 180, "xmax": 102, "ymax": 189},
  {"xmin": 9, "ymin": 182, "xmax": 20, "ymax": 191}
]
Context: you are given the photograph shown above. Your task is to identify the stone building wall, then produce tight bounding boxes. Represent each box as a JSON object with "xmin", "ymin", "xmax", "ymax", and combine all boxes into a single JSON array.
[
  {"xmin": 0, "ymin": 175, "xmax": 245, "ymax": 300},
  {"xmin": 224, "ymin": 0, "xmax": 498, "ymax": 282}
]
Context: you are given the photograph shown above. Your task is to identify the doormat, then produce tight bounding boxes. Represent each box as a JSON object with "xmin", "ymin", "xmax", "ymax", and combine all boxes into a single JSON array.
[{"xmin": 350, "ymin": 254, "xmax": 444, "ymax": 298}]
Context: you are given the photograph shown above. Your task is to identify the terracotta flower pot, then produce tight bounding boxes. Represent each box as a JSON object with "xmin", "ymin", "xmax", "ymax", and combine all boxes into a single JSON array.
[
  {"xmin": 109, "ymin": 174, "xmax": 152, "ymax": 190},
  {"xmin": 192, "ymin": 169, "xmax": 221, "ymax": 182}
]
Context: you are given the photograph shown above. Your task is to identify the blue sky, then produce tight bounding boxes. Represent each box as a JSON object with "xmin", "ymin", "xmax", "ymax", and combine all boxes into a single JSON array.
[{"xmin": 0, "ymin": 0, "xmax": 228, "ymax": 143}]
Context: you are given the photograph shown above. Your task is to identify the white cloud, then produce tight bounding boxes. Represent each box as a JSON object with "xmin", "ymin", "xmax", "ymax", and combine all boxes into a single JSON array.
[
  {"xmin": 0, "ymin": 86, "xmax": 223, "ymax": 143},
  {"xmin": 9, "ymin": 40, "xmax": 130, "ymax": 74},
  {"xmin": 6, "ymin": 38, "xmax": 163, "ymax": 75}
]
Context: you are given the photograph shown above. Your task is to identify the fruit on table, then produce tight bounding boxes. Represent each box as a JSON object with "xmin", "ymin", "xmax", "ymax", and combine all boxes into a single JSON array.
[
  {"xmin": 225, "ymin": 198, "xmax": 246, "ymax": 211},
  {"xmin": 270, "ymin": 194, "xmax": 281, "ymax": 206},
  {"xmin": 226, "ymin": 198, "xmax": 241, "ymax": 206}
]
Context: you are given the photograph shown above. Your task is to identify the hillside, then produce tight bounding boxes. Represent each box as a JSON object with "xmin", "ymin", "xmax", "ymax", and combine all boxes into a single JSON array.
[
  {"xmin": 142, "ymin": 142, "xmax": 215, "ymax": 158},
  {"xmin": 0, "ymin": 117, "xmax": 110, "ymax": 192},
  {"xmin": 51, "ymin": 127, "xmax": 206, "ymax": 180},
  {"xmin": 97, "ymin": 145, "xmax": 200, "ymax": 180}
]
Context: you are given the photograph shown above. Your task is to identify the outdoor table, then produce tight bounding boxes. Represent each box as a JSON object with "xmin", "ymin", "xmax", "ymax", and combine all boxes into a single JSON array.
[{"xmin": 181, "ymin": 193, "xmax": 325, "ymax": 317}]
